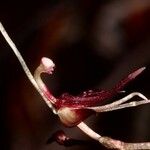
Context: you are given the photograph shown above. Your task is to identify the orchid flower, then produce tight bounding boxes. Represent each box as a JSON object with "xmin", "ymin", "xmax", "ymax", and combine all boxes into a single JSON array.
[{"xmin": 1, "ymin": 22, "xmax": 150, "ymax": 149}]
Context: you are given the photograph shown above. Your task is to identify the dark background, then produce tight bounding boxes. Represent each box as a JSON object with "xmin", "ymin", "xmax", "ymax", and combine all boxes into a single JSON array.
[{"xmin": 0, "ymin": 0, "xmax": 150, "ymax": 149}]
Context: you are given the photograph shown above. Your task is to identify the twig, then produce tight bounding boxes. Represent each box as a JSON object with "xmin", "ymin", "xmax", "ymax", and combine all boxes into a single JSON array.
[
  {"xmin": 77, "ymin": 122, "xmax": 101, "ymax": 141},
  {"xmin": 78, "ymin": 122, "xmax": 150, "ymax": 149}
]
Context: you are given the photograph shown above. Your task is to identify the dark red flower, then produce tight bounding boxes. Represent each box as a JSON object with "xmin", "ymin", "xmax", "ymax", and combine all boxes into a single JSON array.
[{"xmin": 35, "ymin": 57, "xmax": 145, "ymax": 127}]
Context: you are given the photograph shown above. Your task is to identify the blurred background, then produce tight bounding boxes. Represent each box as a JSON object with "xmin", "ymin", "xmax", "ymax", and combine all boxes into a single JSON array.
[{"xmin": 0, "ymin": 0, "xmax": 150, "ymax": 149}]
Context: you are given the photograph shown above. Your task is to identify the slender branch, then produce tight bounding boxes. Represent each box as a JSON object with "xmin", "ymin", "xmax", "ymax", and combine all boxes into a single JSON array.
[
  {"xmin": 99, "ymin": 136, "xmax": 150, "ymax": 149},
  {"xmin": 78, "ymin": 122, "xmax": 150, "ymax": 149},
  {"xmin": 77, "ymin": 122, "xmax": 101, "ymax": 141},
  {"xmin": 0, "ymin": 22, "xmax": 56, "ymax": 113}
]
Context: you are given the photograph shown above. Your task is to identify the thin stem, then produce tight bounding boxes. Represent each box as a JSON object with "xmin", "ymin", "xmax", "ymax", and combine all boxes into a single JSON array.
[
  {"xmin": 99, "ymin": 136, "xmax": 150, "ymax": 149},
  {"xmin": 0, "ymin": 22, "xmax": 56, "ymax": 113},
  {"xmin": 77, "ymin": 122, "xmax": 101, "ymax": 141},
  {"xmin": 78, "ymin": 122, "xmax": 150, "ymax": 149}
]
